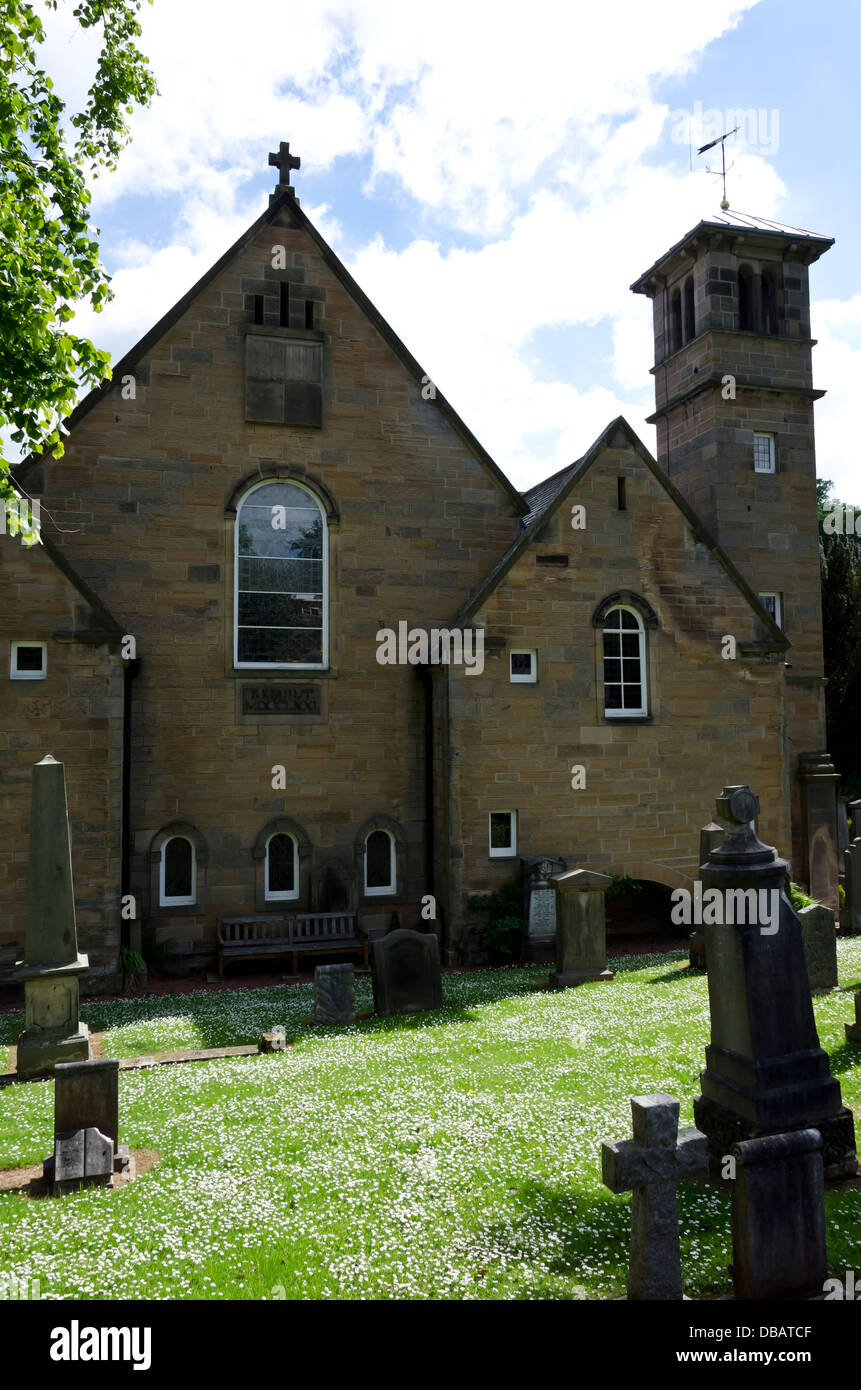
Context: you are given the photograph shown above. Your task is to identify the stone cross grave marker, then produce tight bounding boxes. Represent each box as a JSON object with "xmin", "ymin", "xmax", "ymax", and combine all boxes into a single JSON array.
[
  {"xmin": 731, "ymin": 1128, "xmax": 827, "ymax": 1300},
  {"xmin": 602, "ymin": 1094, "xmax": 708, "ymax": 1300},
  {"xmin": 371, "ymin": 928, "xmax": 442, "ymax": 1018},
  {"xmin": 314, "ymin": 963, "xmax": 355, "ymax": 1024}
]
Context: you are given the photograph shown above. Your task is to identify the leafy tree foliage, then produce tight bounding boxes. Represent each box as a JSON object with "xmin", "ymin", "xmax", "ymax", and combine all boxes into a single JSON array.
[{"xmin": 0, "ymin": 0, "xmax": 156, "ymax": 509}]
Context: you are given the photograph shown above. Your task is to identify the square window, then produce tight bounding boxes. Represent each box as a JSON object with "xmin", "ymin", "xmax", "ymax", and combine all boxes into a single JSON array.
[
  {"xmin": 759, "ymin": 592, "xmax": 782, "ymax": 627},
  {"xmin": 489, "ymin": 811, "xmax": 517, "ymax": 858},
  {"xmin": 509, "ymin": 650, "xmax": 536, "ymax": 683},
  {"xmin": 10, "ymin": 642, "xmax": 46, "ymax": 680},
  {"xmin": 754, "ymin": 433, "xmax": 776, "ymax": 473}
]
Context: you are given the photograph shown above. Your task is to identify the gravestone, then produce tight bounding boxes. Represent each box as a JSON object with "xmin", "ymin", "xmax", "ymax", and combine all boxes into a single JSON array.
[
  {"xmin": 798, "ymin": 751, "xmax": 840, "ymax": 911},
  {"xmin": 844, "ymin": 991, "xmax": 861, "ymax": 1044},
  {"xmin": 44, "ymin": 1058, "xmax": 133, "ymax": 1192},
  {"xmin": 549, "ymin": 868, "xmax": 614, "ymax": 988},
  {"xmin": 844, "ymin": 838, "xmax": 861, "ymax": 934},
  {"xmin": 690, "ymin": 821, "xmax": 725, "ymax": 970},
  {"xmin": 314, "ymin": 963, "xmax": 355, "ymax": 1024},
  {"xmin": 260, "ymin": 1029, "xmax": 286, "ymax": 1052},
  {"xmin": 522, "ymin": 855, "xmax": 567, "ymax": 956},
  {"xmin": 371, "ymin": 928, "xmax": 442, "ymax": 1017},
  {"xmin": 601, "ymin": 1094, "xmax": 708, "ymax": 1300},
  {"xmin": 797, "ymin": 903, "xmax": 838, "ymax": 992},
  {"xmin": 14, "ymin": 756, "xmax": 91, "ymax": 1078},
  {"xmin": 731, "ymin": 1129, "xmax": 827, "ymax": 1300},
  {"xmin": 838, "ymin": 800, "xmax": 850, "ymax": 874},
  {"xmin": 850, "ymin": 799, "xmax": 861, "ymax": 840},
  {"xmin": 693, "ymin": 785, "xmax": 856, "ymax": 1180}
]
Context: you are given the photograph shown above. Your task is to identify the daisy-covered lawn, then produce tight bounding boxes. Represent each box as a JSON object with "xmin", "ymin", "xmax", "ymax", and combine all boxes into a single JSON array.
[{"xmin": 1, "ymin": 944, "xmax": 861, "ymax": 1301}]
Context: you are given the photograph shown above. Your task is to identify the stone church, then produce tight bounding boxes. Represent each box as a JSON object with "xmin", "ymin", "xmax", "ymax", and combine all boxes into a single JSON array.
[{"xmin": 0, "ymin": 146, "xmax": 839, "ymax": 989}]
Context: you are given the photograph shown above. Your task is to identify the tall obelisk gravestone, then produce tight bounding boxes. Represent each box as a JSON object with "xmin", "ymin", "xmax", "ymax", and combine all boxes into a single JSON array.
[
  {"xmin": 14, "ymin": 756, "xmax": 92, "ymax": 1079},
  {"xmin": 693, "ymin": 785, "xmax": 856, "ymax": 1180}
]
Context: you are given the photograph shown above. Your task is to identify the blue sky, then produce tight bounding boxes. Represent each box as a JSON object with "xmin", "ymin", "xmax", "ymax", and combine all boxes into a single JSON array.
[{"xmin": 46, "ymin": 0, "xmax": 861, "ymax": 497}]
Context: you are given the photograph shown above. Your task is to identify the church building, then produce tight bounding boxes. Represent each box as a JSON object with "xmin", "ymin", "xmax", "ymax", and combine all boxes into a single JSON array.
[{"xmin": 0, "ymin": 146, "xmax": 838, "ymax": 989}]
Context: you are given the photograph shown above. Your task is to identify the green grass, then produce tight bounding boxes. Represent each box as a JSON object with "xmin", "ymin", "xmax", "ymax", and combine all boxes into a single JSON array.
[{"xmin": 2, "ymin": 944, "xmax": 861, "ymax": 1301}]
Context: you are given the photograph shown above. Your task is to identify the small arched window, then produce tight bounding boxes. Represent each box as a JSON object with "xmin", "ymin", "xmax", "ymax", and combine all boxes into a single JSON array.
[
  {"xmin": 364, "ymin": 829, "xmax": 395, "ymax": 896},
  {"xmin": 738, "ymin": 265, "xmax": 756, "ymax": 331},
  {"xmin": 265, "ymin": 832, "xmax": 298, "ymax": 901},
  {"xmin": 235, "ymin": 479, "xmax": 327, "ymax": 669},
  {"xmin": 669, "ymin": 288, "xmax": 682, "ymax": 354},
  {"xmin": 683, "ymin": 276, "xmax": 695, "ymax": 343},
  {"xmin": 602, "ymin": 606, "xmax": 647, "ymax": 718},
  {"xmin": 160, "ymin": 836, "xmax": 195, "ymax": 906},
  {"xmin": 761, "ymin": 270, "xmax": 779, "ymax": 336}
]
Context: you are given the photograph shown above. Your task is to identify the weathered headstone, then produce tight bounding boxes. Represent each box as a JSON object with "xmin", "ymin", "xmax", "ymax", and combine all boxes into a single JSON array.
[
  {"xmin": 798, "ymin": 902, "xmax": 838, "ymax": 992},
  {"xmin": 844, "ymin": 990, "xmax": 861, "ymax": 1044},
  {"xmin": 690, "ymin": 821, "xmax": 725, "ymax": 970},
  {"xmin": 314, "ymin": 963, "xmax": 355, "ymax": 1024},
  {"xmin": 798, "ymin": 751, "xmax": 840, "ymax": 912},
  {"xmin": 693, "ymin": 784, "xmax": 856, "ymax": 1180},
  {"xmin": 844, "ymin": 838, "xmax": 861, "ymax": 934},
  {"xmin": 522, "ymin": 855, "xmax": 567, "ymax": 956},
  {"xmin": 14, "ymin": 756, "xmax": 91, "ymax": 1078},
  {"xmin": 44, "ymin": 1058, "xmax": 133, "ymax": 1192},
  {"xmin": 601, "ymin": 1094, "xmax": 708, "ymax": 1300},
  {"xmin": 371, "ymin": 928, "xmax": 442, "ymax": 1017},
  {"xmin": 549, "ymin": 868, "xmax": 614, "ymax": 988},
  {"xmin": 731, "ymin": 1129, "xmax": 827, "ymax": 1300},
  {"xmin": 260, "ymin": 1029, "xmax": 286, "ymax": 1052},
  {"xmin": 850, "ymin": 798, "xmax": 861, "ymax": 840},
  {"xmin": 838, "ymin": 800, "xmax": 850, "ymax": 874}
]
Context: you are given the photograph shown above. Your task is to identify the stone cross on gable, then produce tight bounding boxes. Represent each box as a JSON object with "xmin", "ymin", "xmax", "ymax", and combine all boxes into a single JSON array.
[
  {"xmin": 269, "ymin": 141, "xmax": 300, "ymax": 190},
  {"xmin": 602, "ymin": 1093, "xmax": 708, "ymax": 1299}
]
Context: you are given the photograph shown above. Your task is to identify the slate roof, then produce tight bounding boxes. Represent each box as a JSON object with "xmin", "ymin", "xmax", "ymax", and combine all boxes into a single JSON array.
[{"xmin": 631, "ymin": 210, "xmax": 833, "ymax": 293}]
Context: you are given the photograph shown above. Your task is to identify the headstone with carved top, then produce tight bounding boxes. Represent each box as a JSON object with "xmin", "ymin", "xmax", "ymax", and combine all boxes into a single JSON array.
[{"xmin": 14, "ymin": 756, "xmax": 91, "ymax": 1079}]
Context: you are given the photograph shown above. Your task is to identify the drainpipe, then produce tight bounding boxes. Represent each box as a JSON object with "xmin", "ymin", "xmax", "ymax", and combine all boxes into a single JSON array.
[
  {"xmin": 121, "ymin": 657, "xmax": 141, "ymax": 951},
  {"xmin": 419, "ymin": 664, "xmax": 435, "ymax": 901}
]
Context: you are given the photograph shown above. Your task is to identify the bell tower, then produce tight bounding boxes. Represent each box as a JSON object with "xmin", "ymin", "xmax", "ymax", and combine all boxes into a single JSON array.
[{"xmin": 632, "ymin": 211, "xmax": 836, "ymax": 891}]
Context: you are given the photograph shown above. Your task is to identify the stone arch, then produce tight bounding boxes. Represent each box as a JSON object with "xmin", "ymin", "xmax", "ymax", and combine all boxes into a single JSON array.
[
  {"xmin": 252, "ymin": 815, "xmax": 312, "ymax": 911},
  {"xmin": 618, "ymin": 861, "xmax": 696, "ymax": 893},
  {"xmin": 224, "ymin": 466, "xmax": 339, "ymax": 520},
  {"xmin": 354, "ymin": 814, "xmax": 408, "ymax": 903},
  {"xmin": 592, "ymin": 591, "xmax": 659, "ymax": 631},
  {"xmin": 147, "ymin": 820, "xmax": 207, "ymax": 915}
]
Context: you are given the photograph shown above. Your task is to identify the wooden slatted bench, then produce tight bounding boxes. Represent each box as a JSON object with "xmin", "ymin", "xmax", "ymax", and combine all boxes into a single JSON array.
[{"xmin": 217, "ymin": 912, "xmax": 367, "ymax": 978}]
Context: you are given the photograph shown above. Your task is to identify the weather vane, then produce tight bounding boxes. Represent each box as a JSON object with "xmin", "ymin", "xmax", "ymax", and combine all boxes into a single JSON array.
[{"xmin": 695, "ymin": 125, "xmax": 739, "ymax": 210}]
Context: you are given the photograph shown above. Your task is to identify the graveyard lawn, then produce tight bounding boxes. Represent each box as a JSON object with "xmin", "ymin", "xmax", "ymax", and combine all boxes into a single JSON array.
[{"xmin": 2, "ymin": 945, "xmax": 861, "ymax": 1301}]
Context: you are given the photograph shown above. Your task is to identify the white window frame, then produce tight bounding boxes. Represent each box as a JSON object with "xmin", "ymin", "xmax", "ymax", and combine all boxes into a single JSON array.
[
  {"xmin": 759, "ymin": 592, "xmax": 783, "ymax": 627},
  {"xmin": 509, "ymin": 650, "xmax": 537, "ymax": 683},
  {"xmin": 489, "ymin": 810, "xmax": 517, "ymax": 858},
  {"xmin": 159, "ymin": 835, "xmax": 196, "ymax": 907},
  {"xmin": 364, "ymin": 829, "xmax": 396, "ymax": 896},
  {"xmin": 234, "ymin": 477, "xmax": 328, "ymax": 671},
  {"xmin": 10, "ymin": 641, "xmax": 47, "ymax": 681},
  {"xmin": 602, "ymin": 606, "xmax": 648, "ymax": 718},
  {"xmin": 753, "ymin": 432, "xmax": 776, "ymax": 474},
  {"xmin": 264, "ymin": 831, "xmax": 299, "ymax": 902}
]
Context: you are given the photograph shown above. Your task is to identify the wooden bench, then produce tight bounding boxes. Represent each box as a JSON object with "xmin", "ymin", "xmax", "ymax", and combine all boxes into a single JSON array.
[{"xmin": 217, "ymin": 912, "xmax": 367, "ymax": 978}]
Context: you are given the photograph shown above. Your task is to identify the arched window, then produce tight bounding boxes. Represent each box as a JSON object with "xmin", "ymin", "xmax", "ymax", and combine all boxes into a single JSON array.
[
  {"xmin": 761, "ymin": 270, "xmax": 779, "ymax": 336},
  {"xmin": 235, "ymin": 479, "xmax": 327, "ymax": 668},
  {"xmin": 669, "ymin": 288, "xmax": 682, "ymax": 354},
  {"xmin": 160, "ymin": 835, "xmax": 195, "ymax": 906},
  {"xmin": 364, "ymin": 829, "xmax": 395, "ymax": 896},
  {"xmin": 602, "ymin": 606, "xmax": 647, "ymax": 718},
  {"xmin": 265, "ymin": 831, "xmax": 298, "ymax": 901},
  {"xmin": 738, "ymin": 265, "xmax": 756, "ymax": 331},
  {"xmin": 683, "ymin": 276, "xmax": 695, "ymax": 343}
]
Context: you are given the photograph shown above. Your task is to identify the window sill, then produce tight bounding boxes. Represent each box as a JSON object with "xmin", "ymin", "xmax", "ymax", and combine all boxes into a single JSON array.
[
  {"xmin": 602, "ymin": 715, "xmax": 653, "ymax": 724},
  {"xmin": 229, "ymin": 668, "xmax": 336, "ymax": 679}
]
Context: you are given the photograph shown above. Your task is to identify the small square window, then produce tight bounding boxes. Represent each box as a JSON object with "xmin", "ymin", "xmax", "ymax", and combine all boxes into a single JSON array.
[
  {"xmin": 753, "ymin": 433, "xmax": 776, "ymax": 473},
  {"xmin": 10, "ymin": 642, "xmax": 46, "ymax": 680},
  {"xmin": 759, "ymin": 592, "xmax": 782, "ymax": 627},
  {"xmin": 510, "ymin": 650, "xmax": 536, "ymax": 683},
  {"xmin": 489, "ymin": 811, "xmax": 517, "ymax": 858}
]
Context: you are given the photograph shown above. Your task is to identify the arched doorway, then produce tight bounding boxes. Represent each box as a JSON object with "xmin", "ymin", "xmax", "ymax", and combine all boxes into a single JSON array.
[{"xmin": 603, "ymin": 863, "xmax": 696, "ymax": 952}]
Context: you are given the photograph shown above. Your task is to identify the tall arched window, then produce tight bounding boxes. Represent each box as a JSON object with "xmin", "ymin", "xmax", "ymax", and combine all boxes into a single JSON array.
[
  {"xmin": 761, "ymin": 270, "xmax": 779, "ymax": 336},
  {"xmin": 235, "ymin": 479, "xmax": 327, "ymax": 668},
  {"xmin": 602, "ymin": 606, "xmax": 647, "ymax": 717},
  {"xmin": 160, "ymin": 835, "xmax": 195, "ymax": 906},
  {"xmin": 364, "ymin": 829, "xmax": 395, "ymax": 896},
  {"xmin": 683, "ymin": 276, "xmax": 695, "ymax": 343},
  {"xmin": 265, "ymin": 832, "xmax": 298, "ymax": 902},
  {"xmin": 738, "ymin": 265, "xmax": 756, "ymax": 331},
  {"xmin": 669, "ymin": 288, "xmax": 682, "ymax": 354}
]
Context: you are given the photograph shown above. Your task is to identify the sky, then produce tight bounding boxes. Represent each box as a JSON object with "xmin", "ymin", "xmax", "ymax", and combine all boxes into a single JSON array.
[{"xmin": 39, "ymin": 0, "xmax": 861, "ymax": 498}]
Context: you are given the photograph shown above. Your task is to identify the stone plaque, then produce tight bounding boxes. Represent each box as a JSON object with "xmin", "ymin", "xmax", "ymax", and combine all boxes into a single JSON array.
[{"xmin": 241, "ymin": 685, "xmax": 321, "ymax": 716}]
